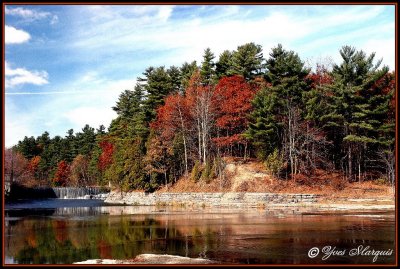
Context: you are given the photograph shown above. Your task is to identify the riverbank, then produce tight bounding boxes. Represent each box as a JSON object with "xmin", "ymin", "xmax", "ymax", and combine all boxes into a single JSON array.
[
  {"xmin": 75, "ymin": 254, "xmax": 215, "ymax": 264},
  {"xmin": 104, "ymin": 158, "xmax": 395, "ymax": 210},
  {"xmin": 104, "ymin": 191, "xmax": 395, "ymax": 211}
]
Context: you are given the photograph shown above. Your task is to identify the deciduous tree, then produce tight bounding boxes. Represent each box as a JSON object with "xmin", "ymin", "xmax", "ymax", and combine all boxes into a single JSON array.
[
  {"xmin": 186, "ymin": 70, "xmax": 215, "ymax": 164},
  {"xmin": 70, "ymin": 154, "xmax": 90, "ymax": 187},
  {"xmin": 53, "ymin": 160, "xmax": 70, "ymax": 187},
  {"xmin": 152, "ymin": 93, "xmax": 190, "ymax": 174},
  {"xmin": 5, "ymin": 148, "xmax": 30, "ymax": 185},
  {"xmin": 212, "ymin": 75, "xmax": 255, "ymax": 157}
]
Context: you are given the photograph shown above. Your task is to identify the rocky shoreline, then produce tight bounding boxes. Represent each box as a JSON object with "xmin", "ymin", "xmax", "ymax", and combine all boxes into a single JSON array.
[
  {"xmin": 105, "ymin": 191, "xmax": 319, "ymax": 207},
  {"xmin": 104, "ymin": 191, "xmax": 395, "ymax": 211}
]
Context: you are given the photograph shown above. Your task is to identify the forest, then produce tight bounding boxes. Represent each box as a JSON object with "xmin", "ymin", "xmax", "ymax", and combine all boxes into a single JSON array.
[{"xmin": 5, "ymin": 43, "xmax": 395, "ymax": 192}]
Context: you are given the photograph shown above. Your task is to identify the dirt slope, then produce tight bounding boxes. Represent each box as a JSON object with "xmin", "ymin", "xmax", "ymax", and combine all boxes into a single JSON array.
[{"xmin": 158, "ymin": 157, "xmax": 393, "ymax": 199}]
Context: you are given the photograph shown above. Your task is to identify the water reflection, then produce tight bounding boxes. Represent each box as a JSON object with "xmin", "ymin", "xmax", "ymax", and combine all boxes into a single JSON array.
[{"xmin": 4, "ymin": 203, "xmax": 396, "ymax": 265}]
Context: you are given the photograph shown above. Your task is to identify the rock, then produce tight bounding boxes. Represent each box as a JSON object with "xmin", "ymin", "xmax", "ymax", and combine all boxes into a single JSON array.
[{"xmin": 74, "ymin": 254, "xmax": 216, "ymax": 264}]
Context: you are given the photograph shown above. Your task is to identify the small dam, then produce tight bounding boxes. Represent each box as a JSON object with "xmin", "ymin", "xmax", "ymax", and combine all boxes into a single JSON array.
[
  {"xmin": 53, "ymin": 187, "xmax": 109, "ymax": 199},
  {"xmin": 6, "ymin": 183, "xmax": 110, "ymax": 201}
]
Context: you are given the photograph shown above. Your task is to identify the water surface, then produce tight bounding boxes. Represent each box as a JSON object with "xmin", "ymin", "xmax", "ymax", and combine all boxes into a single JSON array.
[{"xmin": 4, "ymin": 199, "xmax": 395, "ymax": 264}]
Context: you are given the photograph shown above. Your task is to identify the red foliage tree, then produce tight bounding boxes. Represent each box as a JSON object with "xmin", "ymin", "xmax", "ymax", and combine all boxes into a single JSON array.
[
  {"xmin": 28, "ymin": 156, "xmax": 41, "ymax": 175},
  {"xmin": 4, "ymin": 148, "xmax": 31, "ymax": 185},
  {"xmin": 152, "ymin": 93, "xmax": 189, "ymax": 140},
  {"xmin": 372, "ymin": 71, "xmax": 395, "ymax": 118},
  {"xmin": 53, "ymin": 160, "xmax": 70, "ymax": 187},
  {"xmin": 70, "ymin": 154, "xmax": 90, "ymax": 187},
  {"xmin": 151, "ymin": 93, "xmax": 191, "ymax": 173},
  {"xmin": 98, "ymin": 139, "xmax": 114, "ymax": 172},
  {"xmin": 306, "ymin": 64, "xmax": 333, "ymax": 88},
  {"xmin": 212, "ymin": 75, "xmax": 256, "ymax": 155}
]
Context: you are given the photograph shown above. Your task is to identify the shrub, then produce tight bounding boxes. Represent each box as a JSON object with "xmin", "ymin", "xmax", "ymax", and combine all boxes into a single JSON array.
[
  {"xmin": 376, "ymin": 177, "xmax": 389, "ymax": 185},
  {"xmin": 330, "ymin": 176, "xmax": 347, "ymax": 191},
  {"xmin": 209, "ymin": 159, "xmax": 217, "ymax": 179},
  {"xmin": 201, "ymin": 161, "xmax": 212, "ymax": 183},
  {"xmin": 191, "ymin": 161, "xmax": 202, "ymax": 182},
  {"xmin": 264, "ymin": 149, "xmax": 283, "ymax": 177}
]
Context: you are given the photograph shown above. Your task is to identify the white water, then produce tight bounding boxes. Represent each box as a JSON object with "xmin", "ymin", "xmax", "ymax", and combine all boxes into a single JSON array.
[{"xmin": 52, "ymin": 187, "xmax": 108, "ymax": 199}]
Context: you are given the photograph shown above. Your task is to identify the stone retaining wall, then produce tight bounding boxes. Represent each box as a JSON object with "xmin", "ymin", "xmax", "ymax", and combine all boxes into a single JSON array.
[{"xmin": 105, "ymin": 192, "xmax": 319, "ymax": 207}]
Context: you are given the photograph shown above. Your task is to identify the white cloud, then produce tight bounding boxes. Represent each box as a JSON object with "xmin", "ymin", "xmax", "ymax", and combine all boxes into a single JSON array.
[
  {"xmin": 63, "ymin": 107, "xmax": 117, "ymax": 131},
  {"xmin": 5, "ymin": 6, "xmax": 54, "ymax": 22},
  {"xmin": 67, "ymin": 5, "xmax": 394, "ymax": 71},
  {"xmin": 80, "ymin": 71, "xmax": 98, "ymax": 83},
  {"xmin": 157, "ymin": 6, "xmax": 173, "ymax": 22},
  {"xmin": 5, "ymin": 61, "xmax": 49, "ymax": 88},
  {"xmin": 361, "ymin": 38, "xmax": 395, "ymax": 71},
  {"xmin": 70, "ymin": 8, "xmax": 309, "ymax": 66},
  {"xmin": 5, "ymin": 117, "xmax": 32, "ymax": 148},
  {"xmin": 81, "ymin": 5, "xmax": 174, "ymax": 24},
  {"xmin": 5, "ymin": 91, "xmax": 81, "ymax": 95},
  {"xmin": 5, "ymin": 25, "xmax": 30, "ymax": 44},
  {"xmin": 4, "ymin": 5, "xmax": 395, "ymax": 147},
  {"xmin": 5, "ymin": 99, "xmax": 33, "ymax": 148},
  {"xmin": 50, "ymin": 15, "xmax": 59, "ymax": 25},
  {"xmin": 59, "ymin": 78, "xmax": 135, "ymax": 133},
  {"xmin": 293, "ymin": 21, "xmax": 395, "ymax": 71},
  {"xmin": 311, "ymin": 5, "xmax": 385, "ymax": 29},
  {"xmin": 5, "ymin": 76, "xmax": 134, "ymax": 147}
]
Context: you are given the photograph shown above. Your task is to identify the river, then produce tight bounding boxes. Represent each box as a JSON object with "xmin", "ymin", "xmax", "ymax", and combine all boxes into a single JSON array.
[{"xmin": 4, "ymin": 199, "xmax": 395, "ymax": 264}]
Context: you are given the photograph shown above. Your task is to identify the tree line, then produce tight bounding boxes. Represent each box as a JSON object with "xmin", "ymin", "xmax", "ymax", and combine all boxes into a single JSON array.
[{"xmin": 5, "ymin": 43, "xmax": 395, "ymax": 192}]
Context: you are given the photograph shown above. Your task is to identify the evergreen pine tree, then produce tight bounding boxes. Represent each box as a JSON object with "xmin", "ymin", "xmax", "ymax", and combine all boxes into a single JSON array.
[
  {"xmin": 246, "ymin": 44, "xmax": 310, "ymax": 176},
  {"xmin": 142, "ymin": 66, "xmax": 174, "ymax": 122},
  {"xmin": 180, "ymin": 61, "xmax": 198, "ymax": 91},
  {"xmin": 200, "ymin": 47, "xmax": 216, "ymax": 85},
  {"xmin": 167, "ymin": 65, "xmax": 182, "ymax": 93},
  {"xmin": 215, "ymin": 50, "xmax": 233, "ymax": 79},
  {"xmin": 229, "ymin": 42, "xmax": 265, "ymax": 81},
  {"xmin": 317, "ymin": 46, "xmax": 390, "ymax": 181}
]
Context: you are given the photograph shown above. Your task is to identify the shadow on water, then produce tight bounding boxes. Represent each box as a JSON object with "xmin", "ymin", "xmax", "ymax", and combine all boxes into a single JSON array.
[
  {"xmin": 5, "ymin": 208, "xmax": 56, "ymax": 219},
  {"xmin": 6, "ymin": 183, "xmax": 110, "ymax": 201},
  {"xmin": 6, "ymin": 183, "xmax": 57, "ymax": 201},
  {"xmin": 5, "ymin": 198, "xmax": 106, "ymax": 209}
]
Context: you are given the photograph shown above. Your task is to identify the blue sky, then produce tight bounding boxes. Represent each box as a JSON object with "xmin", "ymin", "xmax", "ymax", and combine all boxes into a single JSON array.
[{"xmin": 4, "ymin": 4, "xmax": 396, "ymax": 148}]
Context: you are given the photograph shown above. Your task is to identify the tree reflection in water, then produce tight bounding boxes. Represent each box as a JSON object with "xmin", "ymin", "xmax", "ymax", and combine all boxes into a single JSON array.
[{"xmin": 4, "ymin": 206, "xmax": 396, "ymax": 264}]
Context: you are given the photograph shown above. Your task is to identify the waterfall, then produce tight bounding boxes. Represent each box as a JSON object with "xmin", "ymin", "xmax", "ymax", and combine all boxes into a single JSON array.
[{"xmin": 52, "ymin": 187, "xmax": 109, "ymax": 199}]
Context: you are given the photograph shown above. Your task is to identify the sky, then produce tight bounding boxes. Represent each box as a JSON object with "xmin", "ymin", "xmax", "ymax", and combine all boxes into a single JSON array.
[{"xmin": 4, "ymin": 4, "xmax": 396, "ymax": 148}]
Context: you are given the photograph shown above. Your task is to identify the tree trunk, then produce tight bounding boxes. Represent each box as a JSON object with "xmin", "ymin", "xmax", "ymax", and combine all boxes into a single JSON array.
[
  {"xmin": 164, "ymin": 171, "xmax": 168, "ymax": 190},
  {"xmin": 358, "ymin": 150, "xmax": 361, "ymax": 183},
  {"xmin": 348, "ymin": 145, "xmax": 352, "ymax": 181},
  {"xmin": 178, "ymin": 106, "xmax": 188, "ymax": 175},
  {"xmin": 197, "ymin": 118, "xmax": 202, "ymax": 163},
  {"xmin": 202, "ymin": 129, "xmax": 207, "ymax": 164},
  {"xmin": 288, "ymin": 110, "xmax": 294, "ymax": 177},
  {"xmin": 10, "ymin": 151, "xmax": 14, "ymax": 184}
]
